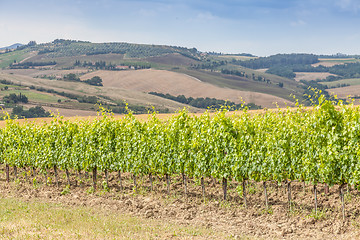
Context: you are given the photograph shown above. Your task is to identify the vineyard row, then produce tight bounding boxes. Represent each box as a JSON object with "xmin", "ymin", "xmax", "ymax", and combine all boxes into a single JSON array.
[{"xmin": 1, "ymin": 96, "xmax": 360, "ymax": 217}]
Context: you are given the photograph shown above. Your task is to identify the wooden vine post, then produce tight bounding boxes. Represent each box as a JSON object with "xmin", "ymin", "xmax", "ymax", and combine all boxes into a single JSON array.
[
  {"xmin": 263, "ymin": 181, "xmax": 269, "ymax": 211},
  {"xmin": 54, "ymin": 166, "xmax": 59, "ymax": 187},
  {"xmin": 201, "ymin": 176, "xmax": 206, "ymax": 198},
  {"xmin": 65, "ymin": 169, "xmax": 71, "ymax": 186},
  {"xmin": 92, "ymin": 167, "xmax": 97, "ymax": 190},
  {"xmin": 182, "ymin": 173, "xmax": 187, "ymax": 196},
  {"xmin": 149, "ymin": 173, "xmax": 153, "ymax": 191},
  {"xmin": 242, "ymin": 180, "xmax": 247, "ymax": 208},
  {"xmin": 5, "ymin": 164, "xmax": 10, "ymax": 183},
  {"xmin": 222, "ymin": 177, "xmax": 228, "ymax": 201},
  {"xmin": 314, "ymin": 184, "xmax": 318, "ymax": 214}
]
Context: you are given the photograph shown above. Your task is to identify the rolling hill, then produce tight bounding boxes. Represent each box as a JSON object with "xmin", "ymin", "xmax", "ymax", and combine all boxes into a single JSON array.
[
  {"xmin": 4, "ymin": 39, "xmax": 350, "ymax": 117},
  {"xmin": 80, "ymin": 69, "xmax": 292, "ymax": 108},
  {"xmin": 0, "ymin": 43, "xmax": 24, "ymax": 50}
]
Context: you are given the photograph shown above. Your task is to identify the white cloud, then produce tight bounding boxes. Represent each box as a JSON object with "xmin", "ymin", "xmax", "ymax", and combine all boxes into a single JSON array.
[
  {"xmin": 195, "ymin": 12, "xmax": 217, "ymax": 21},
  {"xmin": 138, "ymin": 9, "xmax": 157, "ymax": 17},
  {"xmin": 290, "ymin": 19, "xmax": 306, "ymax": 26},
  {"xmin": 336, "ymin": 0, "xmax": 360, "ymax": 12}
]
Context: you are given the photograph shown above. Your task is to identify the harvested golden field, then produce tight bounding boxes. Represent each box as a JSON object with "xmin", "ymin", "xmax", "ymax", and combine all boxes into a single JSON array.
[
  {"xmin": 0, "ymin": 72, "xmax": 196, "ymax": 112},
  {"xmin": 0, "ymin": 109, "xmax": 269, "ymax": 128},
  {"xmin": 254, "ymin": 68, "xmax": 268, "ymax": 73},
  {"xmin": 80, "ymin": 69, "xmax": 292, "ymax": 108},
  {"xmin": 312, "ymin": 62, "xmax": 344, "ymax": 67},
  {"xmin": 0, "ymin": 112, "xmax": 175, "ymax": 128},
  {"xmin": 294, "ymin": 72, "xmax": 337, "ymax": 81},
  {"xmin": 24, "ymin": 104, "xmax": 99, "ymax": 117},
  {"xmin": 328, "ymin": 85, "xmax": 360, "ymax": 99},
  {"xmin": 312, "ymin": 58, "xmax": 359, "ymax": 67},
  {"xmin": 216, "ymin": 55, "xmax": 257, "ymax": 61},
  {"xmin": 3, "ymin": 68, "xmax": 91, "ymax": 78}
]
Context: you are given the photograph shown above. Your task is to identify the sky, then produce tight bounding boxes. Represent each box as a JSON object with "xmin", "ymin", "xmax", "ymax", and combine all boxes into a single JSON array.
[{"xmin": 1, "ymin": 0, "xmax": 360, "ymax": 56}]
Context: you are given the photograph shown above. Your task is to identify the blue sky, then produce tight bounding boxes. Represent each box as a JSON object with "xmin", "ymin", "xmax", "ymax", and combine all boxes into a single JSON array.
[{"xmin": 1, "ymin": 0, "xmax": 360, "ymax": 56}]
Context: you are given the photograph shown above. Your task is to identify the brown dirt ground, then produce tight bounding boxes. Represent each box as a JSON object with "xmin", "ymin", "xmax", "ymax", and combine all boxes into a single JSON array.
[
  {"xmin": 80, "ymin": 69, "xmax": 291, "ymax": 108},
  {"xmin": 1, "ymin": 166, "xmax": 360, "ymax": 239}
]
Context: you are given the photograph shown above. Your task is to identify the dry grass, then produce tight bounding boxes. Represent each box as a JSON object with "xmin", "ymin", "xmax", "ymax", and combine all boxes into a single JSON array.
[
  {"xmin": 319, "ymin": 78, "xmax": 360, "ymax": 88},
  {"xmin": 312, "ymin": 58, "xmax": 360, "ymax": 67},
  {"xmin": 2, "ymin": 68, "xmax": 91, "ymax": 78},
  {"xmin": 0, "ymin": 107, "xmax": 306, "ymax": 128},
  {"xmin": 294, "ymin": 72, "xmax": 337, "ymax": 81},
  {"xmin": 0, "ymin": 71, "xmax": 196, "ymax": 112},
  {"xmin": 144, "ymin": 53, "xmax": 199, "ymax": 66},
  {"xmin": 0, "ymin": 197, "xmax": 227, "ymax": 240},
  {"xmin": 80, "ymin": 69, "xmax": 291, "ymax": 108},
  {"xmin": 312, "ymin": 62, "xmax": 344, "ymax": 67},
  {"xmin": 25, "ymin": 104, "xmax": 99, "ymax": 117},
  {"xmin": 215, "ymin": 55, "xmax": 257, "ymax": 61},
  {"xmin": 328, "ymin": 85, "xmax": 360, "ymax": 99},
  {"xmin": 254, "ymin": 68, "xmax": 268, "ymax": 73}
]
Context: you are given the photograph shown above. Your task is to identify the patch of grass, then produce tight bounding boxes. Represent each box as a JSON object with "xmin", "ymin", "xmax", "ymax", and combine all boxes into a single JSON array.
[
  {"xmin": 352, "ymin": 216, "xmax": 360, "ymax": 229},
  {"xmin": 0, "ymin": 83, "xmax": 21, "ymax": 89},
  {"xmin": 319, "ymin": 78, "xmax": 360, "ymax": 88},
  {"xmin": 86, "ymin": 186, "xmax": 95, "ymax": 194},
  {"xmin": 260, "ymin": 206, "xmax": 274, "ymax": 215},
  {"xmin": 32, "ymin": 177, "xmax": 38, "ymax": 189},
  {"xmin": 0, "ymin": 50, "xmax": 32, "ymax": 68},
  {"xmin": 61, "ymin": 185, "xmax": 70, "ymax": 195},
  {"xmin": 0, "ymin": 197, "xmax": 229, "ymax": 239},
  {"xmin": 0, "ymin": 89, "xmax": 68, "ymax": 104},
  {"xmin": 307, "ymin": 208, "xmax": 327, "ymax": 220},
  {"xmin": 219, "ymin": 200, "xmax": 233, "ymax": 209}
]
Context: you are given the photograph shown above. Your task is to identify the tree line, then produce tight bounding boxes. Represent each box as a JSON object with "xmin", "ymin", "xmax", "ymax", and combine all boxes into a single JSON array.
[{"xmin": 148, "ymin": 92, "xmax": 261, "ymax": 110}]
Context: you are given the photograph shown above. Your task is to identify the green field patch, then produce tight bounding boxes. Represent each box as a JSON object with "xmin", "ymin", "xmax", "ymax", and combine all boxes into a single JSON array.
[
  {"xmin": 0, "ymin": 50, "xmax": 34, "ymax": 68},
  {"xmin": 0, "ymin": 89, "xmax": 68, "ymax": 104},
  {"xmin": 214, "ymin": 54, "xmax": 258, "ymax": 61},
  {"xmin": 319, "ymin": 78, "xmax": 360, "ymax": 88},
  {"xmin": 0, "ymin": 83, "xmax": 22, "ymax": 89}
]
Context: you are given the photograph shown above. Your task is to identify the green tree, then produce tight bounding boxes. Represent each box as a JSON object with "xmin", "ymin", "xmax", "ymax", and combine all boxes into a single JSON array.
[{"xmin": 84, "ymin": 76, "xmax": 103, "ymax": 86}]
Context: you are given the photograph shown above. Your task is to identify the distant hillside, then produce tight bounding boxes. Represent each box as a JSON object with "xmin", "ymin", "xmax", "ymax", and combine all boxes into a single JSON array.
[
  {"xmin": 22, "ymin": 39, "xmax": 201, "ymax": 60},
  {"xmin": 0, "ymin": 43, "xmax": 24, "ymax": 50},
  {"xmin": 80, "ymin": 69, "xmax": 292, "ymax": 108},
  {"xmin": 6, "ymin": 39, "xmax": 356, "ymax": 116}
]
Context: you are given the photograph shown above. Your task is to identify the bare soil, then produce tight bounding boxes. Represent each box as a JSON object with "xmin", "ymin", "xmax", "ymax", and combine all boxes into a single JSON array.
[{"xmin": 1, "ymin": 166, "xmax": 360, "ymax": 239}]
